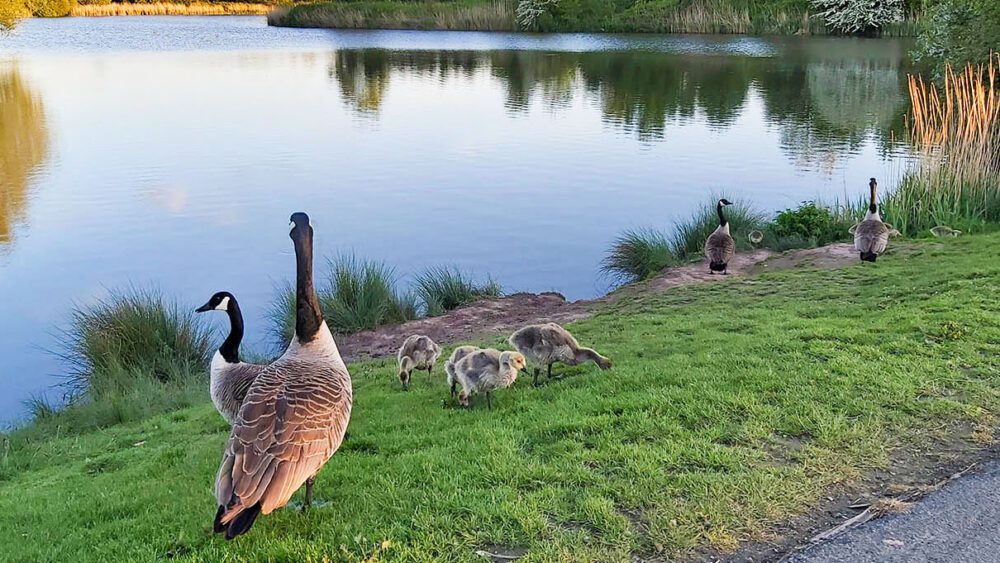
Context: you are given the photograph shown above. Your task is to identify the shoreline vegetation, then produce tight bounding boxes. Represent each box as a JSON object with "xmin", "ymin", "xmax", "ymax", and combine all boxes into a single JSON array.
[
  {"xmin": 70, "ymin": 1, "xmax": 271, "ymax": 16},
  {"xmin": 266, "ymin": 0, "xmax": 922, "ymax": 35}
]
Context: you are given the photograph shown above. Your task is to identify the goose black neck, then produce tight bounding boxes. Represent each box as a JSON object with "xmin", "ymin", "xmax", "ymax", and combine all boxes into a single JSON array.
[
  {"xmin": 292, "ymin": 226, "xmax": 323, "ymax": 343},
  {"xmin": 219, "ymin": 299, "xmax": 243, "ymax": 363},
  {"xmin": 716, "ymin": 202, "xmax": 728, "ymax": 227}
]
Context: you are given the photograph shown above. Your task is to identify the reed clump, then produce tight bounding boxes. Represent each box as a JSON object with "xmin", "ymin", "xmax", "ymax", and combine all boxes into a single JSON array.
[
  {"xmin": 894, "ymin": 56, "xmax": 1000, "ymax": 235},
  {"xmin": 72, "ymin": 1, "xmax": 270, "ymax": 16},
  {"xmin": 270, "ymin": 0, "xmax": 516, "ymax": 31}
]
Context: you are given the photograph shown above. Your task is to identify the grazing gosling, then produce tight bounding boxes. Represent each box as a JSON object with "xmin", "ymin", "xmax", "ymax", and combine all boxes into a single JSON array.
[
  {"xmin": 396, "ymin": 335, "xmax": 441, "ymax": 391},
  {"xmin": 445, "ymin": 345, "xmax": 479, "ymax": 398},
  {"xmin": 508, "ymin": 322, "xmax": 612, "ymax": 387},
  {"xmin": 854, "ymin": 178, "xmax": 890, "ymax": 262},
  {"xmin": 451, "ymin": 349, "xmax": 526, "ymax": 409},
  {"xmin": 705, "ymin": 198, "xmax": 736, "ymax": 274}
]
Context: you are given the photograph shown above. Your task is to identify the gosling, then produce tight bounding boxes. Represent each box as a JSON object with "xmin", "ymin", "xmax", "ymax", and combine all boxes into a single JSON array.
[
  {"xmin": 397, "ymin": 335, "xmax": 441, "ymax": 391},
  {"xmin": 451, "ymin": 349, "xmax": 526, "ymax": 409},
  {"xmin": 508, "ymin": 323, "xmax": 613, "ymax": 387},
  {"xmin": 445, "ymin": 345, "xmax": 479, "ymax": 398}
]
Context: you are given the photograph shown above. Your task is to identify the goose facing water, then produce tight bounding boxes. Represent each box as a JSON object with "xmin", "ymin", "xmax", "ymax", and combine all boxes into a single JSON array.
[
  {"xmin": 195, "ymin": 291, "xmax": 263, "ymax": 425},
  {"xmin": 213, "ymin": 212, "xmax": 353, "ymax": 540},
  {"xmin": 705, "ymin": 198, "xmax": 736, "ymax": 274},
  {"xmin": 854, "ymin": 178, "xmax": 889, "ymax": 262}
]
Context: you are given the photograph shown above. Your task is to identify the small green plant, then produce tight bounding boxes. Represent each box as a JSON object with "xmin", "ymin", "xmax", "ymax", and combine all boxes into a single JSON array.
[
  {"xmin": 600, "ymin": 228, "xmax": 676, "ymax": 284},
  {"xmin": 811, "ymin": 0, "xmax": 903, "ymax": 34},
  {"xmin": 769, "ymin": 201, "xmax": 853, "ymax": 248},
  {"xmin": 414, "ymin": 266, "xmax": 502, "ymax": 316}
]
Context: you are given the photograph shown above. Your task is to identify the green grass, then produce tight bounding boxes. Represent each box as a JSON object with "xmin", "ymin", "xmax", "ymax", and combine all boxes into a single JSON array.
[
  {"xmin": 3, "ymin": 234, "xmax": 1000, "ymax": 560},
  {"xmin": 414, "ymin": 265, "xmax": 503, "ymax": 316}
]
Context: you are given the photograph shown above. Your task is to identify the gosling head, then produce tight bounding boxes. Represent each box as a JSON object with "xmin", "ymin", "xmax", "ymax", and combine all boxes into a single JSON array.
[
  {"xmin": 196, "ymin": 291, "xmax": 236, "ymax": 314},
  {"xmin": 501, "ymin": 351, "xmax": 527, "ymax": 372},
  {"xmin": 597, "ymin": 356, "xmax": 613, "ymax": 370}
]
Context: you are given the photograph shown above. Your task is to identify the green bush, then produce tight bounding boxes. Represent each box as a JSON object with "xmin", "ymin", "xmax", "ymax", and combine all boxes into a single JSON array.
[
  {"xmin": 769, "ymin": 201, "xmax": 853, "ymax": 248},
  {"xmin": 915, "ymin": 0, "xmax": 1000, "ymax": 75}
]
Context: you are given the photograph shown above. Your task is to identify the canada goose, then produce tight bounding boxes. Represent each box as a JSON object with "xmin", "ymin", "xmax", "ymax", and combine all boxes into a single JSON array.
[
  {"xmin": 213, "ymin": 212, "xmax": 352, "ymax": 540},
  {"xmin": 508, "ymin": 323, "xmax": 612, "ymax": 387},
  {"xmin": 854, "ymin": 178, "xmax": 889, "ymax": 262},
  {"xmin": 706, "ymin": 199, "xmax": 736, "ymax": 274},
  {"xmin": 195, "ymin": 291, "xmax": 262, "ymax": 425},
  {"xmin": 451, "ymin": 349, "xmax": 526, "ymax": 409},
  {"xmin": 397, "ymin": 335, "xmax": 441, "ymax": 391},
  {"xmin": 445, "ymin": 345, "xmax": 479, "ymax": 399},
  {"xmin": 931, "ymin": 225, "xmax": 962, "ymax": 237}
]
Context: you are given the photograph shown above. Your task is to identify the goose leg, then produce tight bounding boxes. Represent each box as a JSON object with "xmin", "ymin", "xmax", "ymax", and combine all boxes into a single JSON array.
[
  {"xmin": 533, "ymin": 367, "xmax": 541, "ymax": 387},
  {"xmin": 486, "ymin": 392, "xmax": 492, "ymax": 410},
  {"xmin": 547, "ymin": 363, "xmax": 553, "ymax": 379},
  {"xmin": 303, "ymin": 477, "xmax": 316, "ymax": 511}
]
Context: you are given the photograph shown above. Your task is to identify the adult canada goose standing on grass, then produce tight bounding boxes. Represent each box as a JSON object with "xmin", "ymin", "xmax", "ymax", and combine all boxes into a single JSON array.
[
  {"xmin": 213, "ymin": 212, "xmax": 353, "ymax": 540},
  {"xmin": 706, "ymin": 198, "xmax": 736, "ymax": 274},
  {"xmin": 508, "ymin": 323, "xmax": 612, "ymax": 387},
  {"xmin": 195, "ymin": 292, "xmax": 262, "ymax": 425},
  {"xmin": 854, "ymin": 178, "xmax": 889, "ymax": 262}
]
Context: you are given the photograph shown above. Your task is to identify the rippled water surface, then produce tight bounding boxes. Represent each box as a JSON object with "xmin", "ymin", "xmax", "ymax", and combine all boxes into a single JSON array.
[{"xmin": 0, "ymin": 17, "xmax": 915, "ymax": 420}]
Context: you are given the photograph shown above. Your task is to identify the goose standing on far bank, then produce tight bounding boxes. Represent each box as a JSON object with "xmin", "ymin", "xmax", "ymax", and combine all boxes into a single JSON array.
[
  {"xmin": 195, "ymin": 292, "xmax": 262, "ymax": 425},
  {"xmin": 213, "ymin": 212, "xmax": 353, "ymax": 540},
  {"xmin": 706, "ymin": 198, "xmax": 736, "ymax": 274},
  {"xmin": 854, "ymin": 178, "xmax": 889, "ymax": 262}
]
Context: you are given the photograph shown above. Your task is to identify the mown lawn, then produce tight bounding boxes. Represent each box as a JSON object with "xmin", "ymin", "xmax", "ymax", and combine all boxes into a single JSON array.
[{"xmin": 2, "ymin": 235, "xmax": 999, "ymax": 561}]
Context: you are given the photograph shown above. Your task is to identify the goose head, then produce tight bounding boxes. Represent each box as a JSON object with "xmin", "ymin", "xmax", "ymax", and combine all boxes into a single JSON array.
[
  {"xmin": 196, "ymin": 291, "xmax": 236, "ymax": 313},
  {"xmin": 289, "ymin": 212, "xmax": 313, "ymax": 242},
  {"xmin": 500, "ymin": 351, "xmax": 527, "ymax": 372},
  {"xmin": 719, "ymin": 198, "xmax": 733, "ymax": 207}
]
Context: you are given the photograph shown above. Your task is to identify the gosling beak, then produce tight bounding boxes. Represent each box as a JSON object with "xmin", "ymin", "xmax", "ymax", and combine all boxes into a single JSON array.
[{"xmin": 195, "ymin": 302, "xmax": 212, "ymax": 313}]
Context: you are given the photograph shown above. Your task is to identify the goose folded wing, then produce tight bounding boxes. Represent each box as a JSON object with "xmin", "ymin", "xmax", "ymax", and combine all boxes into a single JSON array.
[
  {"xmin": 216, "ymin": 368, "xmax": 351, "ymax": 520},
  {"xmin": 706, "ymin": 233, "xmax": 735, "ymax": 262}
]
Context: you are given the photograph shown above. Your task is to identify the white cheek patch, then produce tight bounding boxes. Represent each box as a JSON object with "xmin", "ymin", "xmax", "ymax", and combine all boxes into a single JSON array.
[
  {"xmin": 289, "ymin": 221, "xmax": 295, "ymax": 233},
  {"xmin": 215, "ymin": 296, "xmax": 230, "ymax": 311}
]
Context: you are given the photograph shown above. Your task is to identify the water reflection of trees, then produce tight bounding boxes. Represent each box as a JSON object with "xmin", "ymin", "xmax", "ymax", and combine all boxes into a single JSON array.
[
  {"xmin": 0, "ymin": 67, "xmax": 49, "ymax": 249},
  {"xmin": 327, "ymin": 46, "xmax": 909, "ymax": 154}
]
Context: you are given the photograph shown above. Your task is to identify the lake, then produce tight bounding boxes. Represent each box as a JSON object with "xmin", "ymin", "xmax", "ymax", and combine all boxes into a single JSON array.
[{"xmin": 1, "ymin": 16, "xmax": 914, "ymax": 422}]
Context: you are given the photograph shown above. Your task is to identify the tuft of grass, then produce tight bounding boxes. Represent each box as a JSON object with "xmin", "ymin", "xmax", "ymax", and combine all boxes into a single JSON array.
[
  {"xmin": 414, "ymin": 265, "xmax": 502, "ymax": 316},
  {"xmin": 600, "ymin": 228, "xmax": 677, "ymax": 284},
  {"xmin": 59, "ymin": 287, "xmax": 212, "ymax": 400},
  {"xmin": 671, "ymin": 198, "xmax": 768, "ymax": 260},
  {"xmin": 269, "ymin": 255, "xmax": 422, "ymax": 345}
]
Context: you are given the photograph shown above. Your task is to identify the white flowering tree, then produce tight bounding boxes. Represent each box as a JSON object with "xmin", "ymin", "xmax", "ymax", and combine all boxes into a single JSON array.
[
  {"xmin": 516, "ymin": 0, "xmax": 559, "ymax": 31},
  {"xmin": 811, "ymin": 0, "xmax": 904, "ymax": 34}
]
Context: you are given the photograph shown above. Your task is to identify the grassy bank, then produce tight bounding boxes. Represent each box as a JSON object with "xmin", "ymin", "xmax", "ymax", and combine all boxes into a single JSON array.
[
  {"xmin": 3, "ymin": 233, "xmax": 1000, "ymax": 560},
  {"xmin": 268, "ymin": 0, "xmax": 921, "ymax": 35},
  {"xmin": 71, "ymin": 2, "xmax": 271, "ymax": 16}
]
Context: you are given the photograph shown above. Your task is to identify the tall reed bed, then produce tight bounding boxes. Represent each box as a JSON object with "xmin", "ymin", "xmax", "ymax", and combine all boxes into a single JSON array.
[
  {"xmin": 72, "ymin": 2, "xmax": 271, "ymax": 16},
  {"xmin": 895, "ymin": 56, "xmax": 1000, "ymax": 235}
]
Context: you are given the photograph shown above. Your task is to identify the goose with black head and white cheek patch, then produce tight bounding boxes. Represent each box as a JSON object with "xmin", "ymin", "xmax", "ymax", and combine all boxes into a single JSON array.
[
  {"xmin": 705, "ymin": 198, "xmax": 736, "ymax": 275},
  {"xmin": 212, "ymin": 212, "xmax": 353, "ymax": 540},
  {"xmin": 854, "ymin": 178, "xmax": 890, "ymax": 262},
  {"xmin": 195, "ymin": 291, "xmax": 263, "ymax": 425}
]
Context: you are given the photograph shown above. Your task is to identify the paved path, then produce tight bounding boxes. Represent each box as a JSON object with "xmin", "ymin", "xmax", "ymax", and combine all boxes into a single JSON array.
[{"xmin": 786, "ymin": 460, "xmax": 1000, "ymax": 563}]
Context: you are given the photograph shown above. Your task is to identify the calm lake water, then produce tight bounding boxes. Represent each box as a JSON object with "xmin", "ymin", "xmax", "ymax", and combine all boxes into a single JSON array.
[{"xmin": 1, "ymin": 16, "xmax": 915, "ymax": 421}]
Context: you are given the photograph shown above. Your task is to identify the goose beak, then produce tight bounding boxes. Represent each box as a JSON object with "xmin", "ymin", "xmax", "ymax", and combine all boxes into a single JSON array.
[{"xmin": 195, "ymin": 302, "xmax": 212, "ymax": 313}]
